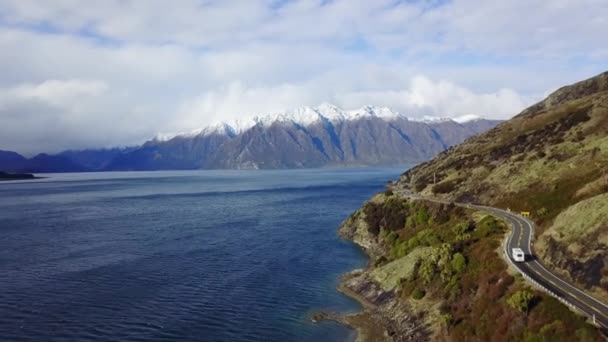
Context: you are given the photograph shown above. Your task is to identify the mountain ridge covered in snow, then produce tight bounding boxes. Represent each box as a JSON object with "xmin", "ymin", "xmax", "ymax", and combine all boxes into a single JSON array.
[
  {"xmin": 158, "ymin": 104, "xmax": 487, "ymax": 141},
  {"xmin": 1, "ymin": 104, "xmax": 500, "ymax": 172}
]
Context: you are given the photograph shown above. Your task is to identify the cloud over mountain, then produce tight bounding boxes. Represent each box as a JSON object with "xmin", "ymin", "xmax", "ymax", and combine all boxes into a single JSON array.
[{"xmin": 0, "ymin": 0, "xmax": 606, "ymax": 155}]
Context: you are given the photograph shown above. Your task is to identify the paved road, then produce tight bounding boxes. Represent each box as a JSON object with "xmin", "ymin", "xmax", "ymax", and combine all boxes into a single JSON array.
[
  {"xmin": 472, "ymin": 203, "xmax": 608, "ymax": 329},
  {"xmin": 399, "ymin": 192, "xmax": 608, "ymax": 329}
]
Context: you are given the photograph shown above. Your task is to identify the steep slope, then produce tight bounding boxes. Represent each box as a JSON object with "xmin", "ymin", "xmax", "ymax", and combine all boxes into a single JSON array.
[
  {"xmin": 396, "ymin": 71, "xmax": 608, "ymax": 298},
  {"xmin": 333, "ymin": 72, "xmax": 608, "ymax": 341},
  {"xmin": 22, "ymin": 154, "xmax": 88, "ymax": 173},
  {"xmin": 106, "ymin": 132, "xmax": 234, "ymax": 170},
  {"xmin": 337, "ymin": 194, "xmax": 599, "ymax": 341},
  {"xmin": 58, "ymin": 148, "xmax": 135, "ymax": 171},
  {"xmin": 104, "ymin": 106, "xmax": 501, "ymax": 170}
]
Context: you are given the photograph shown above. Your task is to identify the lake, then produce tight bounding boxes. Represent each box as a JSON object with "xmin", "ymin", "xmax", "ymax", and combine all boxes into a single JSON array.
[{"xmin": 0, "ymin": 168, "xmax": 405, "ymax": 341}]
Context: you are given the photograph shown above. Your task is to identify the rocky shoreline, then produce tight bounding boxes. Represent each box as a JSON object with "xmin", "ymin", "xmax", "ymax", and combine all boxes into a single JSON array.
[{"xmin": 312, "ymin": 201, "xmax": 431, "ymax": 342}]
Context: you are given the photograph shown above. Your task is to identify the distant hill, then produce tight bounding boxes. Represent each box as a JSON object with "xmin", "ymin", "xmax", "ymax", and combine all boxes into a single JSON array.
[
  {"xmin": 0, "ymin": 150, "xmax": 87, "ymax": 173},
  {"xmin": 0, "ymin": 150, "xmax": 28, "ymax": 171},
  {"xmin": 57, "ymin": 148, "xmax": 135, "ymax": 171}
]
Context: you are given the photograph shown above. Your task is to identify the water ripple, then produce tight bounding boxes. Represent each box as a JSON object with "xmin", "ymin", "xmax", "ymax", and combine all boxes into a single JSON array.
[{"xmin": 0, "ymin": 169, "xmax": 404, "ymax": 341}]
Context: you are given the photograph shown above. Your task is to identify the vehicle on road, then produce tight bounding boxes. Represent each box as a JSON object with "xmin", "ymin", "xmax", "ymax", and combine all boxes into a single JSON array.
[{"xmin": 512, "ymin": 248, "xmax": 525, "ymax": 262}]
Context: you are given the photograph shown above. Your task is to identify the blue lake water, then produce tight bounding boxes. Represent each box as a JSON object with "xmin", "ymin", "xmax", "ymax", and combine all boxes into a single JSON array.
[{"xmin": 0, "ymin": 168, "xmax": 405, "ymax": 341}]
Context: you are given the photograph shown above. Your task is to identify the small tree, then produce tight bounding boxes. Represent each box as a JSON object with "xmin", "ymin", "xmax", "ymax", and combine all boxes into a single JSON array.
[
  {"xmin": 418, "ymin": 258, "xmax": 436, "ymax": 285},
  {"xmin": 507, "ymin": 290, "xmax": 535, "ymax": 314},
  {"xmin": 453, "ymin": 222, "xmax": 471, "ymax": 241}
]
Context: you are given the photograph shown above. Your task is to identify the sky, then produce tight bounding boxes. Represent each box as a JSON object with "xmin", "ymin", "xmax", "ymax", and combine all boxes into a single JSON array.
[{"xmin": 0, "ymin": 0, "xmax": 607, "ymax": 155}]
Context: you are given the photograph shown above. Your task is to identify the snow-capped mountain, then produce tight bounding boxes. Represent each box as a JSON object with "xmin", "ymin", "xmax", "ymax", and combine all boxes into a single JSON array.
[
  {"xmin": 103, "ymin": 104, "xmax": 501, "ymax": 170},
  {"xmin": 11, "ymin": 104, "xmax": 501, "ymax": 171},
  {"xmin": 164, "ymin": 104, "xmax": 490, "ymax": 141}
]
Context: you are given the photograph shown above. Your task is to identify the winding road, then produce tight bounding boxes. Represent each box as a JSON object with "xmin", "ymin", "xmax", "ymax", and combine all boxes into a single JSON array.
[
  {"xmin": 473, "ymin": 204, "xmax": 608, "ymax": 329},
  {"xmin": 399, "ymin": 191, "xmax": 608, "ymax": 329}
]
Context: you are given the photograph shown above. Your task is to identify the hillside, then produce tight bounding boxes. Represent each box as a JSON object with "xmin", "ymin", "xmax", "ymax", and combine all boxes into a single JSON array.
[
  {"xmin": 395, "ymin": 71, "xmax": 608, "ymax": 299},
  {"xmin": 337, "ymin": 194, "xmax": 599, "ymax": 341},
  {"xmin": 0, "ymin": 150, "xmax": 87, "ymax": 173},
  {"xmin": 334, "ymin": 71, "xmax": 608, "ymax": 341}
]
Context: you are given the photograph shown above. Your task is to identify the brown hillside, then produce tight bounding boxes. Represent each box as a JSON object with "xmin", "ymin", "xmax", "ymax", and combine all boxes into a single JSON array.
[{"xmin": 397, "ymin": 71, "xmax": 608, "ymax": 298}]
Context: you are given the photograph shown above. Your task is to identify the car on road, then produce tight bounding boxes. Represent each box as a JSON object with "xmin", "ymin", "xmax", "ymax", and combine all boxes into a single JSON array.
[{"xmin": 512, "ymin": 248, "xmax": 525, "ymax": 262}]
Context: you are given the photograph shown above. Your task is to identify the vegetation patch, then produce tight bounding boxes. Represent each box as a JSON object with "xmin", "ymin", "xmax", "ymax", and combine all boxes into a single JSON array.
[{"xmin": 359, "ymin": 195, "xmax": 602, "ymax": 340}]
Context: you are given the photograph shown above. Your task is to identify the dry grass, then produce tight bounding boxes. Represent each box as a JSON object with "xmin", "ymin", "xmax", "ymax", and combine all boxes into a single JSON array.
[
  {"xmin": 370, "ymin": 246, "xmax": 433, "ymax": 291},
  {"xmin": 544, "ymin": 193, "xmax": 608, "ymax": 245}
]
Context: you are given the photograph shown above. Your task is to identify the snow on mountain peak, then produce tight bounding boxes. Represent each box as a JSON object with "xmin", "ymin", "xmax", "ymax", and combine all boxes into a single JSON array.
[
  {"xmin": 409, "ymin": 115, "xmax": 453, "ymax": 123},
  {"xmin": 409, "ymin": 114, "xmax": 486, "ymax": 124},
  {"xmin": 164, "ymin": 104, "xmax": 488, "ymax": 141},
  {"xmin": 453, "ymin": 114, "xmax": 483, "ymax": 123}
]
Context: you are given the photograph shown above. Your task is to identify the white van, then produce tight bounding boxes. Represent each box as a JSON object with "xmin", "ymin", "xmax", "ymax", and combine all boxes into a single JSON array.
[{"xmin": 512, "ymin": 248, "xmax": 525, "ymax": 262}]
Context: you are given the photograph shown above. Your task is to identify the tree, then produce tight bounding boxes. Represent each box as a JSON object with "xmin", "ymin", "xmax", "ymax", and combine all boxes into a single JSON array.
[
  {"xmin": 507, "ymin": 290, "xmax": 535, "ymax": 314},
  {"xmin": 453, "ymin": 222, "xmax": 471, "ymax": 241},
  {"xmin": 418, "ymin": 258, "xmax": 436, "ymax": 285}
]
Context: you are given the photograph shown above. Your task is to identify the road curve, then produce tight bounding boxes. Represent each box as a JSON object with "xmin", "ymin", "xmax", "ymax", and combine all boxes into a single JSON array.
[
  {"xmin": 399, "ymin": 192, "xmax": 608, "ymax": 329},
  {"xmin": 472, "ymin": 204, "xmax": 608, "ymax": 329}
]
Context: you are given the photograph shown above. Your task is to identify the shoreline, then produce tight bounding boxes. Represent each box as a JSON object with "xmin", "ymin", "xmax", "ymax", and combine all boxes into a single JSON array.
[
  {"xmin": 313, "ymin": 270, "xmax": 400, "ymax": 342},
  {"xmin": 312, "ymin": 205, "xmax": 431, "ymax": 342}
]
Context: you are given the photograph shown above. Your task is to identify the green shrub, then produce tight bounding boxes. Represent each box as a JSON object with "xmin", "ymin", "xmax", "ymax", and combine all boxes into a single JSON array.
[
  {"xmin": 507, "ymin": 290, "xmax": 535, "ymax": 314},
  {"xmin": 536, "ymin": 207, "xmax": 549, "ymax": 217},
  {"xmin": 415, "ymin": 207, "xmax": 430, "ymax": 226},
  {"xmin": 407, "ymin": 236, "xmax": 421, "ymax": 250},
  {"xmin": 451, "ymin": 253, "xmax": 467, "ymax": 273},
  {"xmin": 412, "ymin": 288, "xmax": 426, "ymax": 300}
]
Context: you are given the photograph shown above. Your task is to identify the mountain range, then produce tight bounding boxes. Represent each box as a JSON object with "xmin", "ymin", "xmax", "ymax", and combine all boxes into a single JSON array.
[{"xmin": 0, "ymin": 105, "xmax": 500, "ymax": 172}]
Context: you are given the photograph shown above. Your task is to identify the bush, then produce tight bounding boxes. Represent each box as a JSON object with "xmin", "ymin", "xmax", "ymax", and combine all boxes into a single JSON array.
[
  {"xmin": 507, "ymin": 290, "xmax": 535, "ymax": 314},
  {"xmin": 362, "ymin": 198, "xmax": 410, "ymax": 235},
  {"xmin": 432, "ymin": 179, "xmax": 458, "ymax": 194},
  {"xmin": 412, "ymin": 288, "xmax": 426, "ymax": 300},
  {"xmin": 415, "ymin": 207, "xmax": 430, "ymax": 226},
  {"xmin": 536, "ymin": 207, "xmax": 549, "ymax": 217},
  {"xmin": 451, "ymin": 253, "xmax": 467, "ymax": 273},
  {"xmin": 407, "ymin": 236, "xmax": 421, "ymax": 250}
]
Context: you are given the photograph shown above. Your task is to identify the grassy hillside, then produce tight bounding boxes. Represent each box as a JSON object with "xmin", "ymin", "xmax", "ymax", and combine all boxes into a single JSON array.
[
  {"xmin": 397, "ymin": 71, "xmax": 608, "ymax": 299},
  {"xmin": 340, "ymin": 193, "xmax": 600, "ymax": 340}
]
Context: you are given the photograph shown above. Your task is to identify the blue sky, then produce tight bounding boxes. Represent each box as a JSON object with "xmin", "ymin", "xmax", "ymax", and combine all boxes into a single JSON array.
[{"xmin": 0, "ymin": 0, "xmax": 606, "ymax": 154}]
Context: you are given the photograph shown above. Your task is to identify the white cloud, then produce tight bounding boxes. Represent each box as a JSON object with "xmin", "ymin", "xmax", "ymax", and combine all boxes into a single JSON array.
[
  {"xmin": 334, "ymin": 76, "xmax": 528, "ymax": 118},
  {"xmin": 0, "ymin": 0, "xmax": 606, "ymax": 154},
  {"xmin": 9, "ymin": 79, "xmax": 107, "ymax": 106}
]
